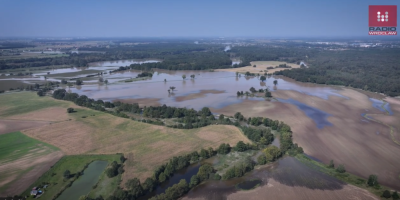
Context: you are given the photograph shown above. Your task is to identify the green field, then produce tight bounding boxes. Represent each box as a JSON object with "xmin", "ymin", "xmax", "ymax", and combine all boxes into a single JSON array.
[
  {"xmin": 0, "ymin": 132, "xmax": 60, "ymax": 195},
  {"xmin": 0, "ymin": 92, "xmax": 70, "ymax": 117},
  {"xmin": 22, "ymin": 155, "xmax": 122, "ymax": 200}
]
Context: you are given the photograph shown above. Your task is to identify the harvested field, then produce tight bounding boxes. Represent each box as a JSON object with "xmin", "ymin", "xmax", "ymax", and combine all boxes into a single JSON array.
[
  {"xmin": 216, "ymin": 61, "xmax": 301, "ymax": 74},
  {"xmin": 0, "ymin": 93, "xmax": 251, "ymax": 187},
  {"xmin": 175, "ymin": 90, "xmax": 225, "ymax": 102},
  {"xmin": 213, "ymin": 88, "xmax": 400, "ymax": 190},
  {"xmin": 0, "ymin": 119, "xmax": 50, "ymax": 135},
  {"xmin": 22, "ymin": 107, "xmax": 250, "ymax": 184},
  {"xmin": 0, "ymin": 132, "xmax": 62, "ymax": 196}
]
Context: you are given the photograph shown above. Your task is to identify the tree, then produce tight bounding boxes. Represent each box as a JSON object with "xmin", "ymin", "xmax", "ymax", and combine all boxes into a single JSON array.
[
  {"xmin": 219, "ymin": 114, "xmax": 224, "ymax": 120},
  {"xmin": 37, "ymin": 90, "xmax": 44, "ymax": 96},
  {"xmin": 159, "ymin": 172, "xmax": 166, "ymax": 182},
  {"xmin": 273, "ymin": 80, "xmax": 278, "ymax": 86},
  {"xmin": 142, "ymin": 178, "xmax": 156, "ymax": 192},
  {"xmin": 237, "ymin": 91, "xmax": 240, "ymax": 96},
  {"xmin": 392, "ymin": 191, "xmax": 399, "ymax": 200},
  {"xmin": 260, "ymin": 76, "xmax": 266, "ymax": 82},
  {"xmin": 76, "ymin": 79, "xmax": 83, "ymax": 85},
  {"xmin": 236, "ymin": 72, "xmax": 239, "ymax": 77},
  {"xmin": 265, "ymin": 91, "xmax": 272, "ymax": 98},
  {"xmin": 64, "ymin": 170, "xmax": 71, "ymax": 178},
  {"xmin": 257, "ymin": 154, "xmax": 267, "ymax": 165},
  {"xmin": 263, "ymin": 146, "xmax": 281, "ymax": 162},
  {"xmin": 328, "ymin": 160, "xmax": 334, "ymax": 168},
  {"xmin": 99, "ymin": 77, "xmax": 104, "ymax": 82},
  {"xmin": 235, "ymin": 141, "xmax": 247, "ymax": 152},
  {"xmin": 190, "ymin": 74, "xmax": 195, "ymax": 79},
  {"xmin": 382, "ymin": 190, "xmax": 391, "ymax": 199},
  {"xmin": 182, "ymin": 74, "xmax": 186, "ymax": 80},
  {"xmin": 104, "ymin": 79, "xmax": 108, "ymax": 85},
  {"xmin": 106, "ymin": 168, "xmax": 118, "ymax": 178},
  {"xmin": 197, "ymin": 164, "xmax": 213, "ymax": 181},
  {"xmin": 61, "ymin": 79, "xmax": 68, "ymax": 84},
  {"xmin": 164, "ymin": 79, "xmax": 167, "ymax": 82},
  {"xmin": 189, "ymin": 175, "xmax": 199, "ymax": 188},
  {"xmin": 336, "ymin": 164, "xmax": 346, "ymax": 173},
  {"xmin": 170, "ymin": 86, "xmax": 176, "ymax": 92},
  {"xmin": 125, "ymin": 178, "xmax": 143, "ymax": 198},
  {"xmin": 367, "ymin": 175, "xmax": 378, "ymax": 187},
  {"xmin": 120, "ymin": 155, "xmax": 126, "ymax": 163},
  {"xmin": 67, "ymin": 108, "xmax": 74, "ymax": 113},
  {"xmin": 249, "ymin": 87, "xmax": 257, "ymax": 93}
]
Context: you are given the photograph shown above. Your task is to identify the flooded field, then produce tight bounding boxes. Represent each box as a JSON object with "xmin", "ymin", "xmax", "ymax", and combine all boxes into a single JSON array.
[
  {"xmin": 2, "ymin": 59, "xmax": 400, "ymax": 190},
  {"xmin": 182, "ymin": 157, "xmax": 377, "ymax": 200}
]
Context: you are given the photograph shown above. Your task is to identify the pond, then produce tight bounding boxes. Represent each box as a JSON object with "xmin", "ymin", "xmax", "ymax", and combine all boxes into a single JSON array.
[
  {"xmin": 57, "ymin": 161, "xmax": 108, "ymax": 200},
  {"xmin": 139, "ymin": 162, "xmax": 201, "ymax": 200}
]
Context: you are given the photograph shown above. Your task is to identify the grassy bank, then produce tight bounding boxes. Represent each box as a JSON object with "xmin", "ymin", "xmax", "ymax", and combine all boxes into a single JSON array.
[{"xmin": 295, "ymin": 154, "xmax": 391, "ymax": 199}]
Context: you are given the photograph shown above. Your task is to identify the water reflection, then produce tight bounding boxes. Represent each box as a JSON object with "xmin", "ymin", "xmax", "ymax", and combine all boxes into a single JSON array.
[{"xmin": 184, "ymin": 157, "xmax": 344, "ymax": 200}]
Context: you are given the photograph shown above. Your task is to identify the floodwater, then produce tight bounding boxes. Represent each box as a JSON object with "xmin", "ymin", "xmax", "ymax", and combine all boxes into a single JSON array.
[
  {"xmin": 277, "ymin": 98, "xmax": 333, "ymax": 129},
  {"xmin": 184, "ymin": 157, "xmax": 344, "ymax": 200},
  {"xmin": 139, "ymin": 163, "xmax": 201, "ymax": 200},
  {"xmin": 69, "ymin": 70, "xmax": 345, "ymax": 110},
  {"xmin": 369, "ymin": 98, "xmax": 393, "ymax": 115},
  {"xmin": 57, "ymin": 161, "xmax": 108, "ymax": 200}
]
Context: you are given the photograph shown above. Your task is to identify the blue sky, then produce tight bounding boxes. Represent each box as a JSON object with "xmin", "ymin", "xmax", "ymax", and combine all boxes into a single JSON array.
[{"xmin": 0, "ymin": 0, "xmax": 399, "ymax": 38}]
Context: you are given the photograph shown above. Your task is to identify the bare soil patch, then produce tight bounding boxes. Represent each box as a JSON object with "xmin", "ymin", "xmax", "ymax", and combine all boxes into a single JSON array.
[
  {"xmin": 6, "ymin": 107, "xmax": 71, "ymax": 122},
  {"xmin": 0, "ymin": 119, "xmax": 49, "ymax": 135},
  {"xmin": 175, "ymin": 90, "xmax": 225, "ymax": 102},
  {"xmin": 217, "ymin": 61, "xmax": 301, "ymax": 74},
  {"xmin": 115, "ymin": 98, "xmax": 161, "ymax": 107}
]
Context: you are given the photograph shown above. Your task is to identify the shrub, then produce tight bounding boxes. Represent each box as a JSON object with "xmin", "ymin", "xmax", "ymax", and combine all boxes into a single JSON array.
[
  {"xmin": 67, "ymin": 108, "xmax": 74, "ymax": 113},
  {"xmin": 336, "ymin": 165, "xmax": 346, "ymax": 173}
]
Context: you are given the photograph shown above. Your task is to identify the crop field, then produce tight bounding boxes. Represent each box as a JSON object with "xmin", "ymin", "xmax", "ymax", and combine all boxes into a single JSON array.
[
  {"xmin": 0, "ymin": 131, "xmax": 62, "ymax": 196},
  {"xmin": 21, "ymin": 155, "xmax": 121, "ymax": 200}
]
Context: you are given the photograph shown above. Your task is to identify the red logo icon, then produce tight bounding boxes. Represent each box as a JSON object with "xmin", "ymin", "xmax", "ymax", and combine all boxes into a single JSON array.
[{"xmin": 369, "ymin": 5, "xmax": 397, "ymax": 27}]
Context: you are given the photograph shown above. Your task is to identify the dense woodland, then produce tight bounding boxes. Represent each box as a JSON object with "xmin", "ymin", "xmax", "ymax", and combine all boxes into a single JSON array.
[{"xmin": 274, "ymin": 48, "xmax": 400, "ymax": 96}]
